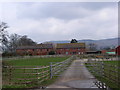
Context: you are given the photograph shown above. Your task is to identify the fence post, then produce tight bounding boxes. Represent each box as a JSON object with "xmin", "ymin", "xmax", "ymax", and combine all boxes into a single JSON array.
[
  {"xmin": 50, "ymin": 62, "xmax": 53, "ymax": 79},
  {"xmin": 102, "ymin": 61, "xmax": 104, "ymax": 77},
  {"xmin": 36, "ymin": 67, "xmax": 39, "ymax": 85},
  {"xmin": 101, "ymin": 61, "xmax": 105, "ymax": 89},
  {"xmin": 9, "ymin": 66, "xmax": 12, "ymax": 85}
]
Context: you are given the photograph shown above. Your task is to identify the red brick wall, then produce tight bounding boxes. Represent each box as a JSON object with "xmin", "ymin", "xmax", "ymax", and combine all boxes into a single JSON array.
[
  {"xmin": 56, "ymin": 48, "xmax": 86, "ymax": 55},
  {"xmin": 116, "ymin": 46, "xmax": 120, "ymax": 55},
  {"xmin": 16, "ymin": 48, "xmax": 86, "ymax": 55},
  {"xmin": 16, "ymin": 48, "xmax": 53, "ymax": 56}
]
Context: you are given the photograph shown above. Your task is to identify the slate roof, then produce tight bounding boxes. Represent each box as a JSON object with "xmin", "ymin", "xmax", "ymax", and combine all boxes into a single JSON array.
[
  {"xmin": 17, "ymin": 44, "xmax": 53, "ymax": 49},
  {"xmin": 56, "ymin": 43, "xmax": 85, "ymax": 49}
]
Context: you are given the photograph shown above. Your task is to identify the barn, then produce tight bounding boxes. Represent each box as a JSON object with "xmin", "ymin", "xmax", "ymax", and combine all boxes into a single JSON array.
[{"xmin": 116, "ymin": 46, "xmax": 120, "ymax": 56}]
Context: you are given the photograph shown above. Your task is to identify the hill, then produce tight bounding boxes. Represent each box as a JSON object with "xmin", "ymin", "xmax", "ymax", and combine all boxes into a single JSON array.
[{"xmin": 44, "ymin": 38, "xmax": 119, "ymax": 50}]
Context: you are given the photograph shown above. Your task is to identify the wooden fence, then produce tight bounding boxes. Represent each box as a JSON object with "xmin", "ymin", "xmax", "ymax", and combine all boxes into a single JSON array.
[
  {"xmin": 3, "ymin": 65, "xmax": 50, "ymax": 86},
  {"xmin": 2, "ymin": 55, "xmax": 71, "ymax": 61},
  {"xmin": 50, "ymin": 56, "xmax": 75, "ymax": 78},
  {"xmin": 86, "ymin": 59, "xmax": 120, "ymax": 90},
  {"xmin": 2, "ymin": 56, "xmax": 75, "ymax": 87}
]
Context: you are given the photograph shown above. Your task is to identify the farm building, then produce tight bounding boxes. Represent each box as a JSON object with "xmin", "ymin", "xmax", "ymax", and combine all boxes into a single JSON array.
[
  {"xmin": 85, "ymin": 51, "xmax": 101, "ymax": 54},
  {"xmin": 56, "ymin": 43, "xmax": 86, "ymax": 55},
  {"xmin": 101, "ymin": 49, "xmax": 116, "ymax": 55},
  {"xmin": 116, "ymin": 46, "xmax": 120, "ymax": 55},
  {"xmin": 16, "ymin": 43, "xmax": 86, "ymax": 56},
  {"xmin": 16, "ymin": 44, "xmax": 54, "ymax": 56}
]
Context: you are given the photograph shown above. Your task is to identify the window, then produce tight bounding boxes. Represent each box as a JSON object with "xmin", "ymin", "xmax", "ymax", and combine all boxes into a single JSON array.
[{"xmin": 73, "ymin": 52, "xmax": 76, "ymax": 54}]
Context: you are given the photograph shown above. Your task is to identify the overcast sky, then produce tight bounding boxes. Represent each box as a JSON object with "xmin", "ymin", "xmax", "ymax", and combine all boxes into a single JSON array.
[{"xmin": 0, "ymin": 2, "xmax": 118, "ymax": 43}]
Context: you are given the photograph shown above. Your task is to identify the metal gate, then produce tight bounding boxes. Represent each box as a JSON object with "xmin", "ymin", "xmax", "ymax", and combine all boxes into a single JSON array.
[{"xmin": 49, "ymin": 56, "xmax": 75, "ymax": 78}]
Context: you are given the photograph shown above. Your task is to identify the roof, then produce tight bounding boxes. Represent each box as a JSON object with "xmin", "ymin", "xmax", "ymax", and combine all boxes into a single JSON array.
[
  {"xmin": 86, "ymin": 51, "xmax": 101, "ymax": 52},
  {"xmin": 56, "ymin": 43, "xmax": 85, "ymax": 49},
  {"xmin": 17, "ymin": 44, "xmax": 53, "ymax": 49}
]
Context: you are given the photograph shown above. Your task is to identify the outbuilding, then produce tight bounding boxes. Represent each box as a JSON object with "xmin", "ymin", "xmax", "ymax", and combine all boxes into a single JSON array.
[{"xmin": 116, "ymin": 46, "xmax": 120, "ymax": 56}]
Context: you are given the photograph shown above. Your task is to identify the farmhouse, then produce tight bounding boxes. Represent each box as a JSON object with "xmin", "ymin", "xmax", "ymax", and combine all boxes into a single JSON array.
[
  {"xmin": 16, "ymin": 44, "xmax": 54, "ymax": 56},
  {"xmin": 56, "ymin": 43, "xmax": 86, "ymax": 55},
  {"xmin": 16, "ymin": 43, "xmax": 86, "ymax": 56}
]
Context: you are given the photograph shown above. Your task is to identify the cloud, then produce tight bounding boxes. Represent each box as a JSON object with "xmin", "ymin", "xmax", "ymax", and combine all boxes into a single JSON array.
[
  {"xmin": 1, "ymin": 2, "xmax": 118, "ymax": 43},
  {"xmin": 13, "ymin": 2, "xmax": 117, "ymax": 20}
]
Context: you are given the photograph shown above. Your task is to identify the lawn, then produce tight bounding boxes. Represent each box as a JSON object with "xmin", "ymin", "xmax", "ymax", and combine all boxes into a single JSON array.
[
  {"xmin": 2, "ymin": 56, "xmax": 70, "ymax": 88},
  {"xmin": 2, "ymin": 56, "xmax": 69, "ymax": 66},
  {"xmin": 103, "ymin": 60, "xmax": 120, "ymax": 65}
]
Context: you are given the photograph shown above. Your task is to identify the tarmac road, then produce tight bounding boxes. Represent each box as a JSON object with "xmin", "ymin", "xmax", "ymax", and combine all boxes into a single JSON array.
[{"xmin": 47, "ymin": 59, "xmax": 99, "ymax": 89}]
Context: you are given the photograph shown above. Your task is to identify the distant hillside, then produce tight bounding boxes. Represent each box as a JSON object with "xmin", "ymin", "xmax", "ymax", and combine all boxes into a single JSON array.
[{"xmin": 44, "ymin": 38, "xmax": 119, "ymax": 49}]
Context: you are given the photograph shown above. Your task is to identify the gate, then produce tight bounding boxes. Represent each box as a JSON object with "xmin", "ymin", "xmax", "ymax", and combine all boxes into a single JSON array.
[
  {"xmin": 50, "ymin": 56, "xmax": 75, "ymax": 78},
  {"xmin": 84, "ymin": 56, "xmax": 119, "ymax": 90}
]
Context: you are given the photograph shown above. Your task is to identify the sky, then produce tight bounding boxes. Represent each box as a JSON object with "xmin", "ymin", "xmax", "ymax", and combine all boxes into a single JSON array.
[{"xmin": 0, "ymin": 2, "xmax": 118, "ymax": 43}]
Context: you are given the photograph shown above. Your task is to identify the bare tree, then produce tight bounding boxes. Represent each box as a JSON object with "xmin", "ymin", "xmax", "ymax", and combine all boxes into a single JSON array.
[
  {"xmin": 9, "ymin": 33, "xmax": 21, "ymax": 52},
  {"xmin": 9, "ymin": 34, "xmax": 37, "ymax": 53},
  {"xmin": 0, "ymin": 22, "xmax": 9, "ymax": 52},
  {"xmin": 0, "ymin": 22, "xmax": 37, "ymax": 56},
  {"xmin": 18, "ymin": 35, "xmax": 36, "ymax": 46}
]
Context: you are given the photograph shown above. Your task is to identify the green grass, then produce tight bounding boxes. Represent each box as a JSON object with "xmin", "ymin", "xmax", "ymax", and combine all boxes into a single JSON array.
[
  {"xmin": 3, "ymin": 57, "xmax": 69, "ymax": 66},
  {"xmin": 2, "ymin": 76, "xmax": 58, "ymax": 89},
  {"xmin": 2, "ymin": 56, "xmax": 70, "ymax": 88},
  {"xmin": 85, "ymin": 60, "xmax": 120, "ymax": 90},
  {"xmin": 103, "ymin": 60, "xmax": 120, "ymax": 65}
]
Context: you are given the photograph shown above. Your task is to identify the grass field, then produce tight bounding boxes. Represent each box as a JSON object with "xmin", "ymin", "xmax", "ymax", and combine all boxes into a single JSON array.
[
  {"xmin": 103, "ymin": 60, "xmax": 120, "ymax": 65},
  {"xmin": 2, "ymin": 56, "xmax": 70, "ymax": 88},
  {"xmin": 102, "ymin": 60, "xmax": 119, "ymax": 89},
  {"xmin": 85, "ymin": 60, "xmax": 120, "ymax": 90},
  {"xmin": 3, "ymin": 56, "xmax": 69, "ymax": 66}
]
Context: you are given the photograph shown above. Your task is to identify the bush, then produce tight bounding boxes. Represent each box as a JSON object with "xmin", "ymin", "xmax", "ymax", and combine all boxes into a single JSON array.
[{"xmin": 2, "ymin": 52, "xmax": 17, "ymax": 57}]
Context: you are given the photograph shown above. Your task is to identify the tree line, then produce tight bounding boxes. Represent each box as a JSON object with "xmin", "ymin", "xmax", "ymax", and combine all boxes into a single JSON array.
[{"xmin": 0, "ymin": 22, "xmax": 36, "ymax": 57}]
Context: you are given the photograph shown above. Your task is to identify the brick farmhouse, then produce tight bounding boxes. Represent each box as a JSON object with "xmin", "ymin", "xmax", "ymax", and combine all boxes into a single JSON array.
[
  {"xmin": 16, "ymin": 43, "xmax": 86, "ymax": 56},
  {"xmin": 16, "ymin": 44, "xmax": 54, "ymax": 56}
]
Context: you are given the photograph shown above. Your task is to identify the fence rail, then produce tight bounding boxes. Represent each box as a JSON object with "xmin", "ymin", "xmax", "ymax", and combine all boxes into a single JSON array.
[
  {"xmin": 2, "ymin": 55, "xmax": 72, "ymax": 61},
  {"xmin": 2, "ymin": 56, "xmax": 75, "ymax": 87},
  {"xmin": 50, "ymin": 56, "xmax": 75, "ymax": 78},
  {"xmin": 85, "ymin": 58, "xmax": 120, "ymax": 89}
]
